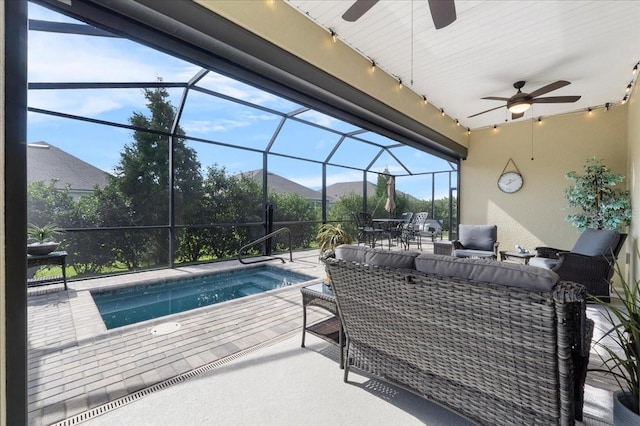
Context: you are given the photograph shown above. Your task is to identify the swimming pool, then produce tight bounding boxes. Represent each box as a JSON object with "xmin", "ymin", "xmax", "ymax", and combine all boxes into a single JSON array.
[{"xmin": 92, "ymin": 265, "xmax": 313, "ymax": 329}]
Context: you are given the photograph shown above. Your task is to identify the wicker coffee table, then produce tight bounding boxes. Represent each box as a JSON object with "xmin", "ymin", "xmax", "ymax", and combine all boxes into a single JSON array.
[{"xmin": 300, "ymin": 282, "xmax": 344, "ymax": 368}]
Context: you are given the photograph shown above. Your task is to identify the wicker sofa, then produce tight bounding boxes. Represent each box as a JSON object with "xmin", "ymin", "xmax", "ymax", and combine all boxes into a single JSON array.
[{"xmin": 326, "ymin": 244, "xmax": 593, "ymax": 426}]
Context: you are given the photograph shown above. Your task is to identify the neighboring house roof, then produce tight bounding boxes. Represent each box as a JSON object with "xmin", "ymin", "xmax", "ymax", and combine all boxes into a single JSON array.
[
  {"xmin": 325, "ymin": 181, "xmax": 376, "ymax": 201},
  {"xmin": 27, "ymin": 142, "xmax": 110, "ymax": 193},
  {"xmin": 240, "ymin": 169, "xmax": 330, "ymax": 202}
]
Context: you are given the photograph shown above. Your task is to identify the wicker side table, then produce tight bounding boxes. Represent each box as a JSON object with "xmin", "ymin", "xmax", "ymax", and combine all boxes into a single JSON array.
[
  {"xmin": 301, "ymin": 282, "xmax": 344, "ymax": 368},
  {"xmin": 433, "ymin": 241, "xmax": 453, "ymax": 256}
]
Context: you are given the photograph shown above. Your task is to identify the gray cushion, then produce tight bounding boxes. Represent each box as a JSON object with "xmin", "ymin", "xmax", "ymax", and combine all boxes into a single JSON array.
[
  {"xmin": 571, "ymin": 229, "xmax": 620, "ymax": 257},
  {"xmin": 453, "ymin": 249, "xmax": 496, "ymax": 258},
  {"xmin": 415, "ymin": 254, "xmax": 559, "ymax": 292},
  {"xmin": 528, "ymin": 257, "xmax": 559, "ymax": 270},
  {"xmin": 366, "ymin": 249, "xmax": 420, "ymax": 269},
  {"xmin": 335, "ymin": 245, "xmax": 368, "ymax": 264},
  {"xmin": 458, "ymin": 224, "xmax": 497, "ymax": 251}
]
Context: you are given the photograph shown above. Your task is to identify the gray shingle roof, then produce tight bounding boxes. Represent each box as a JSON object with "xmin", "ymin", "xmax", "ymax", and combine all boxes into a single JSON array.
[
  {"xmin": 240, "ymin": 169, "xmax": 327, "ymax": 201},
  {"xmin": 27, "ymin": 142, "xmax": 110, "ymax": 192},
  {"xmin": 325, "ymin": 181, "xmax": 377, "ymax": 200}
]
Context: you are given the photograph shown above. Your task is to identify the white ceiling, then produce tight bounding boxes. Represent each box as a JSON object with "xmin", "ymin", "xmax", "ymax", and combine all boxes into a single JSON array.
[{"xmin": 285, "ymin": 0, "xmax": 640, "ymax": 130}]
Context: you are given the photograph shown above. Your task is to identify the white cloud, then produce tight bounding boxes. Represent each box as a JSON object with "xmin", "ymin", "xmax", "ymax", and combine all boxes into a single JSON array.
[{"xmin": 181, "ymin": 111, "xmax": 277, "ymax": 134}]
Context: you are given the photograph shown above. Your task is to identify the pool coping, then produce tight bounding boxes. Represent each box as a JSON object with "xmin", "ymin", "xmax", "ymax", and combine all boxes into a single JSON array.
[{"xmin": 66, "ymin": 260, "xmax": 324, "ymax": 346}]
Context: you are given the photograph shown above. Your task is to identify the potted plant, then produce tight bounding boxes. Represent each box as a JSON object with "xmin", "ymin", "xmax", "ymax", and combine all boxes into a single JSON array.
[
  {"xmin": 316, "ymin": 223, "xmax": 352, "ymax": 284},
  {"xmin": 564, "ymin": 157, "xmax": 632, "ymax": 231},
  {"xmin": 27, "ymin": 223, "xmax": 62, "ymax": 255},
  {"xmin": 591, "ymin": 256, "xmax": 640, "ymax": 424},
  {"xmin": 317, "ymin": 223, "xmax": 353, "ymax": 259}
]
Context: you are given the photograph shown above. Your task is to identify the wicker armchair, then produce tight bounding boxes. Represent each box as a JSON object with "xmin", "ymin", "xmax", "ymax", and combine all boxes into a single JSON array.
[
  {"xmin": 530, "ymin": 229, "xmax": 626, "ymax": 302},
  {"xmin": 451, "ymin": 224, "xmax": 499, "ymax": 259}
]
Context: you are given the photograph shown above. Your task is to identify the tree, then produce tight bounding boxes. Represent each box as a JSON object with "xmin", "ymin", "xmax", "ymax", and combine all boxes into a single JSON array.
[
  {"xmin": 565, "ymin": 157, "xmax": 632, "ymax": 231},
  {"xmin": 269, "ymin": 191, "xmax": 319, "ymax": 249},
  {"xmin": 114, "ymin": 84, "xmax": 203, "ymax": 264}
]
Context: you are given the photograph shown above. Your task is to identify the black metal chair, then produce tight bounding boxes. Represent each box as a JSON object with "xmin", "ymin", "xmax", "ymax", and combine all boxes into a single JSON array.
[
  {"xmin": 351, "ymin": 212, "xmax": 385, "ymax": 248},
  {"xmin": 402, "ymin": 212, "xmax": 429, "ymax": 250}
]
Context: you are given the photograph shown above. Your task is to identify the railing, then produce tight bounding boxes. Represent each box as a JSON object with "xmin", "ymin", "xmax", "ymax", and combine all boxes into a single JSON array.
[{"xmin": 237, "ymin": 227, "xmax": 293, "ymax": 265}]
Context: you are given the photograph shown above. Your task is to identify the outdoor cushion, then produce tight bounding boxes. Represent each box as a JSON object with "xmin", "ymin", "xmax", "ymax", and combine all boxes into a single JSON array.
[
  {"xmin": 335, "ymin": 244, "xmax": 368, "ymax": 264},
  {"xmin": 453, "ymin": 249, "xmax": 495, "ymax": 259},
  {"xmin": 415, "ymin": 253, "xmax": 559, "ymax": 292},
  {"xmin": 458, "ymin": 224, "xmax": 497, "ymax": 251},
  {"xmin": 571, "ymin": 228, "xmax": 620, "ymax": 257},
  {"xmin": 366, "ymin": 249, "xmax": 420, "ymax": 269},
  {"xmin": 528, "ymin": 257, "xmax": 559, "ymax": 269}
]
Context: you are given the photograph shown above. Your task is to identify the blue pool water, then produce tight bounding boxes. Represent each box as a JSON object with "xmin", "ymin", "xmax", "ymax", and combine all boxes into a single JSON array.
[{"xmin": 92, "ymin": 266, "xmax": 313, "ymax": 329}]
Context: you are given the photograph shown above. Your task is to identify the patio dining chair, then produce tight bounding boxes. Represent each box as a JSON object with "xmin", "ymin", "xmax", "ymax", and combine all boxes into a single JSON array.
[
  {"xmin": 351, "ymin": 212, "xmax": 385, "ymax": 248},
  {"xmin": 402, "ymin": 212, "xmax": 429, "ymax": 250}
]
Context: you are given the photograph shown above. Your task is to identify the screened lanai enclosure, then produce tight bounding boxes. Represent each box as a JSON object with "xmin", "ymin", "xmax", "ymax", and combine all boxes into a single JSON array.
[{"xmin": 27, "ymin": 1, "xmax": 459, "ymax": 280}]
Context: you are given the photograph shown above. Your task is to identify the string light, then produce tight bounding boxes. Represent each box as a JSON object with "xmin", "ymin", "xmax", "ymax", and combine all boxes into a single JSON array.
[
  {"xmin": 633, "ymin": 63, "xmax": 638, "ymax": 76},
  {"xmin": 626, "ymin": 83, "xmax": 633, "ymax": 93},
  {"xmin": 455, "ymin": 119, "xmax": 460, "ymax": 126},
  {"xmin": 330, "ymin": 29, "xmax": 337, "ymax": 43},
  {"xmin": 467, "ymin": 128, "xmax": 471, "ymax": 135},
  {"xmin": 422, "ymin": 95, "xmax": 427, "ymax": 104},
  {"xmin": 622, "ymin": 95, "xmax": 628, "ymax": 105},
  {"xmin": 605, "ymin": 102, "xmax": 611, "ymax": 111},
  {"xmin": 370, "ymin": 60, "xmax": 376, "ymax": 72},
  {"xmin": 398, "ymin": 78, "xmax": 403, "ymax": 89},
  {"xmin": 493, "ymin": 124, "xmax": 498, "ymax": 130},
  {"xmin": 537, "ymin": 117, "xmax": 542, "ymax": 123},
  {"xmin": 587, "ymin": 107, "xmax": 592, "ymax": 114},
  {"xmin": 440, "ymin": 108, "xmax": 445, "ymax": 116}
]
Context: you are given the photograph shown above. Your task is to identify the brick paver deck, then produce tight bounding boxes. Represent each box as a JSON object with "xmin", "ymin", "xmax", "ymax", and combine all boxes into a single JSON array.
[{"xmin": 27, "ymin": 251, "xmax": 329, "ymax": 425}]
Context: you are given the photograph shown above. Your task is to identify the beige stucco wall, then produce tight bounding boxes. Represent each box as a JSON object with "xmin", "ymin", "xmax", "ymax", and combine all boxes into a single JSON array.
[
  {"xmin": 195, "ymin": 0, "xmax": 469, "ymax": 147},
  {"xmin": 462, "ymin": 106, "xmax": 629, "ymax": 256}
]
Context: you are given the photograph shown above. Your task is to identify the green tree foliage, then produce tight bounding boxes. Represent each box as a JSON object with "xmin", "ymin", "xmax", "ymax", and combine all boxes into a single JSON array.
[
  {"xmin": 115, "ymin": 84, "xmax": 203, "ymax": 263},
  {"xmin": 27, "ymin": 180, "xmax": 76, "ymax": 228},
  {"xmin": 565, "ymin": 157, "xmax": 632, "ymax": 231},
  {"xmin": 175, "ymin": 166, "xmax": 264, "ymax": 263},
  {"xmin": 269, "ymin": 191, "xmax": 319, "ymax": 249}
]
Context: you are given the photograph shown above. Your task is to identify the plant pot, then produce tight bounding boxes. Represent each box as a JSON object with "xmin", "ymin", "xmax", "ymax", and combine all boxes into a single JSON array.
[
  {"xmin": 27, "ymin": 242, "xmax": 59, "ymax": 256},
  {"xmin": 613, "ymin": 390, "xmax": 640, "ymax": 425}
]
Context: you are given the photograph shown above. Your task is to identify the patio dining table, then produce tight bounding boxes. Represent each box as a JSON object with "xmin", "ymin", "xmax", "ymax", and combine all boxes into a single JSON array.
[{"xmin": 372, "ymin": 218, "xmax": 407, "ymax": 249}]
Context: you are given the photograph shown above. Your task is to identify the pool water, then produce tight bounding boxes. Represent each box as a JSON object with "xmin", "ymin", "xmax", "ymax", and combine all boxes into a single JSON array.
[{"xmin": 92, "ymin": 266, "xmax": 313, "ymax": 329}]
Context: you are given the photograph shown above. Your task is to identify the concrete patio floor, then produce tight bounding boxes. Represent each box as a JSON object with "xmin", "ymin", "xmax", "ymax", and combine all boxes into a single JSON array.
[{"xmin": 26, "ymin": 243, "xmax": 617, "ymax": 425}]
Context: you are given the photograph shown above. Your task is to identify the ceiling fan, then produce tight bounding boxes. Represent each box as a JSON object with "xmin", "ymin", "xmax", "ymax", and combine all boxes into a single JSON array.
[
  {"xmin": 342, "ymin": 0, "xmax": 456, "ymax": 30},
  {"xmin": 468, "ymin": 80, "xmax": 582, "ymax": 120}
]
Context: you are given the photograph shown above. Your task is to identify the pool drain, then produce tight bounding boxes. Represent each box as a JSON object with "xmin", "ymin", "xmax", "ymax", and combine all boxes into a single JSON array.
[{"xmin": 151, "ymin": 322, "xmax": 181, "ymax": 335}]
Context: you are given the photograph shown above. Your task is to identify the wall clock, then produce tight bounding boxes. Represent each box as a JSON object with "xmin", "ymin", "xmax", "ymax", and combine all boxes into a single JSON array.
[{"xmin": 498, "ymin": 159, "xmax": 523, "ymax": 193}]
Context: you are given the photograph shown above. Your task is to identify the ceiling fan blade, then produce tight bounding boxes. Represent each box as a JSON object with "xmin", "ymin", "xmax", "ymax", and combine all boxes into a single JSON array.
[
  {"xmin": 528, "ymin": 80, "xmax": 571, "ymax": 98},
  {"xmin": 467, "ymin": 105, "xmax": 505, "ymax": 118},
  {"xmin": 342, "ymin": 0, "xmax": 379, "ymax": 22},
  {"xmin": 481, "ymin": 96, "xmax": 510, "ymax": 101},
  {"xmin": 511, "ymin": 112, "xmax": 525, "ymax": 120},
  {"xmin": 532, "ymin": 95, "xmax": 581, "ymax": 103},
  {"xmin": 428, "ymin": 0, "xmax": 456, "ymax": 29}
]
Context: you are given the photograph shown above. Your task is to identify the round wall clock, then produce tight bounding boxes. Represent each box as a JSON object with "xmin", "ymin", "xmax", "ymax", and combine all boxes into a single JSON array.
[{"xmin": 497, "ymin": 171, "xmax": 523, "ymax": 193}]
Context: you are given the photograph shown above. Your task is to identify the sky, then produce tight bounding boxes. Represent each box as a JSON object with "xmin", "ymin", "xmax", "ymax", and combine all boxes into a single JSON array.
[{"xmin": 26, "ymin": 2, "xmax": 457, "ymax": 200}]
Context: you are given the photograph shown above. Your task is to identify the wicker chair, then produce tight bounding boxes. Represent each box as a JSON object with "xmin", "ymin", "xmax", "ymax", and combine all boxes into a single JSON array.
[
  {"xmin": 530, "ymin": 229, "xmax": 626, "ymax": 302},
  {"xmin": 451, "ymin": 224, "xmax": 499, "ymax": 259},
  {"xmin": 327, "ymin": 245, "xmax": 593, "ymax": 426}
]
